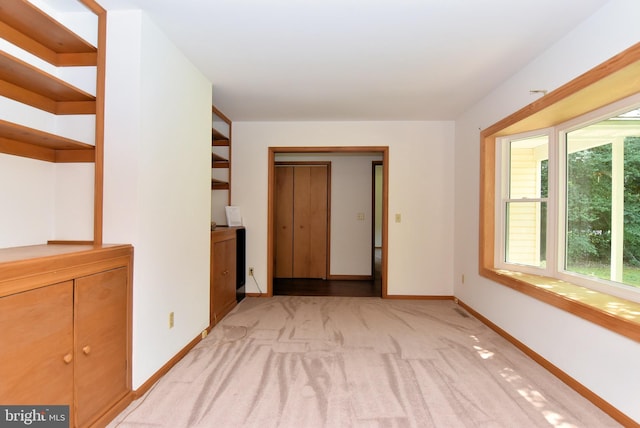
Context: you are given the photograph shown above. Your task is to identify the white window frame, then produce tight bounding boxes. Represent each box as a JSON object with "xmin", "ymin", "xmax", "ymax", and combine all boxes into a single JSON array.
[
  {"xmin": 556, "ymin": 93, "xmax": 640, "ymax": 302},
  {"xmin": 495, "ymin": 128, "xmax": 555, "ymax": 276},
  {"xmin": 495, "ymin": 93, "xmax": 640, "ymax": 303}
]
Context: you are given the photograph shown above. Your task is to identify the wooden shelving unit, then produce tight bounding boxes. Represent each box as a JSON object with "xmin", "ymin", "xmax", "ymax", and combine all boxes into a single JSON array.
[
  {"xmin": 0, "ymin": 0, "xmax": 105, "ymax": 240},
  {"xmin": 0, "ymin": 51, "xmax": 96, "ymax": 114},
  {"xmin": 0, "ymin": 0, "xmax": 99, "ymax": 162},
  {"xmin": 212, "ymin": 127, "xmax": 229, "ymax": 146},
  {"xmin": 0, "ymin": 0, "xmax": 97, "ymax": 66},
  {"xmin": 0, "ymin": 2, "xmax": 130, "ymax": 426},
  {"xmin": 0, "ymin": 118, "xmax": 94, "ymax": 162},
  {"xmin": 212, "ymin": 152, "xmax": 229, "ymax": 168},
  {"xmin": 0, "ymin": 0, "xmax": 106, "ymax": 237},
  {"xmin": 211, "ymin": 178, "xmax": 229, "ymax": 190},
  {"xmin": 211, "ymin": 106, "xmax": 232, "ymax": 205}
]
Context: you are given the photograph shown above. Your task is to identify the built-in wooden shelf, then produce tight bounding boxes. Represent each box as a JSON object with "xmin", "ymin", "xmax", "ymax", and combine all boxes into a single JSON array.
[
  {"xmin": 212, "ymin": 106, "xmax": 232, "ymax": 223},
  {"xmin": 0, "ymin": 0, "xmax": 97, "ymax": 66},
  {"xmin": 0, "ymin": 50, "xmax": 96, "ymax": 115},
  {"xmin": 0, "ymin": 119, "xmax": 94, "ymax": 162},
  {"xmin": 212, "ymin": 128, "xmax": 229, "ymax": 146},
  {"xmin": 212, "ymin": 152, "xmax": 229, "ymax": 168},
  {"xmin": 212, "ymin": 178, "xmax": 229, "ymax": 190}
]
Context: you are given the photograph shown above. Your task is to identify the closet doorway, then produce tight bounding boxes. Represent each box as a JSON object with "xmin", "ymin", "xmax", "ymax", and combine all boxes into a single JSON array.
[{"xmin": 267, "ymin": 146, "xmax": 389, "ymax": 297}]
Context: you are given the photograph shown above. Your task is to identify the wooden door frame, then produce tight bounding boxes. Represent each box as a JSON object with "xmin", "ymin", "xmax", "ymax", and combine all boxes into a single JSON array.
[
  {"xmin": 372, "ymin": 161, "xmax": 383, "ymax": 283},
  {"xmin": 267, "ymin": 146, "xmax": 389, "ymax": 297}
]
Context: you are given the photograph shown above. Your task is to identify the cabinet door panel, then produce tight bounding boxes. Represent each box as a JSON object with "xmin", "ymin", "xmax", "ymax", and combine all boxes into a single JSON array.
[
  {"xmin": 212, "ymin": 240, "xmax": 227, "ymax": 318},
  {"xmin": 0, "ymin": 282, "xmax": 73, "ymax": 405},
  {"xmin": 74, "ymin": 267, "xmax": 128, "ymax": 427},
  {"xmin": 212, "ymin": 239, "xmax": 236, "ymax": 323},
  {"xmin": 224, "ymin": 239, "xmax": 237, "ymax": 307}
]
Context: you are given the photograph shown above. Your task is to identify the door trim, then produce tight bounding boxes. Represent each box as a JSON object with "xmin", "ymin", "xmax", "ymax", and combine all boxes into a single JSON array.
[
  {"xmin": 372, "ymin": 160, "xmax": 383, "ymax": 284},
  {"xmin": 267, "ymin": 146, "xmax": 389, "ymax": 297}
]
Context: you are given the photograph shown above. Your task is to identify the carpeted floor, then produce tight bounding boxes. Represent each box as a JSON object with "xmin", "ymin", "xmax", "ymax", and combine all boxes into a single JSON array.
[{"xmin": 109, "ymin": 297, "xmax": 621, "ymax": 427}]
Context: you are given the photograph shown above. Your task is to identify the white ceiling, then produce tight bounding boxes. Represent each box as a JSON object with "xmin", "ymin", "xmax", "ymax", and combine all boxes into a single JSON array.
[{"xmin": 97, "ymin": 0, "xmax": 611, "ymax": 121}]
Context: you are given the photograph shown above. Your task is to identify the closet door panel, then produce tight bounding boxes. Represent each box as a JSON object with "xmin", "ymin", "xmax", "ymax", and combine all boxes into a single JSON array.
[
  {"xmin": 276, "ymin": 164, "xmax": 328, "ymax": 279},
  {"xmin": 275, "ymin": 166, "xmax": 294, "ymax": 277},
  {"xmin": 293, "ymin": 166, "xmax": 311, "ymax": 277},
  {"xmin": 308, "ymin": 166, "xmax": 327, "ymax": 278},
  {"xmin": 292, "ymin": 166, "xmax": 327, "ymax": 279}
]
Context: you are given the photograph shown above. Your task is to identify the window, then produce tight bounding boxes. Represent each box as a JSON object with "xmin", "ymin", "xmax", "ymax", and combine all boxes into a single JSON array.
[
  {"xmin": 497, "ymin": 133, "xmax": 549, "ymax": 270},
  {"xmin": 496, "ymin": 99, "xmax": 640, "ymax": 302},
  {"xmin": 563, "ymin": 105, "xmax": 640, "ymax": 293},
  {"xmin": 479, "ymin": 42, "xmax": 640, "ymax": 343}
]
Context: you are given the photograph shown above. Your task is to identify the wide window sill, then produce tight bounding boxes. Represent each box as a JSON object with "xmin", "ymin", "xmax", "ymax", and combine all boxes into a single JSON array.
[{"xmin": 480, "ymin": 267, "xmax": 640, "ymax": 343}]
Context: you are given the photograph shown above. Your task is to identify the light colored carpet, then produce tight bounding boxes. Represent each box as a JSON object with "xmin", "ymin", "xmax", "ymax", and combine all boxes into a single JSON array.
[{"xmin": 109, "ymin": 297, "xmax": 620, "ymax": 427}]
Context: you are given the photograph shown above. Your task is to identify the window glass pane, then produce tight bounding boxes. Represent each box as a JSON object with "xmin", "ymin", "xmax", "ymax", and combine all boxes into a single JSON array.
[
  {"xmin": 505, "ymin": 135, "xmax": 548, "ymax": 268},
  {"xmin": 565, "ymin": 107, "xmax": 640, "ymax": 288},
  {"xmin": 505, "ymin": 201, "xmax": 547, "ymax": 267},
  {"xmin": 509, "ymin": 136, "xmax": 548, "ymax": 199}
]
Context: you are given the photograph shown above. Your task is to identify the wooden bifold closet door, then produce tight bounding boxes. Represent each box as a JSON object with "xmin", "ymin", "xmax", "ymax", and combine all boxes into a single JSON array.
[{"xmin": 275, "ymin": 164, "xmax": 328, "ymax": 279}]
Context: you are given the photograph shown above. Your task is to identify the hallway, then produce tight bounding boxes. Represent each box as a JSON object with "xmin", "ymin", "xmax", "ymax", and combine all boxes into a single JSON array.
[{"xmin": 274, "ymin": 249, "xmax": 382, "ymax": 297}]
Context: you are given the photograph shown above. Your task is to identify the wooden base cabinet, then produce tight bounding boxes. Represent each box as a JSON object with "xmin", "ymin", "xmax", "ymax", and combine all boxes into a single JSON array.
[
  {"xmin": 211, "ymin": 228, "xmax": 238, "ymax": 326},
  {"xmin": 0, "ymin": 244, "xmax": 133, "ymax": 428}
]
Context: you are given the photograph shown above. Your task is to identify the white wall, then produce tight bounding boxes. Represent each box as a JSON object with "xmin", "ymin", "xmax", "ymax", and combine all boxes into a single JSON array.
[
  {"xmin": 454, "ymin": 0, "xmax": 640, "ymax": 422},
  {"xmin": 232, "ymin": 121, "xmax": 455, "ymax": 295},
  {"xmin": 274, "ymin": 153, "xmax": 382, "ymax": 276},
  {"xmin": 102, "ymin": 10, "xmax": 212, "ymax": 389},
  {"xmin": 0, "ymin": 155, "xmax": 54, "ymax": 247}
]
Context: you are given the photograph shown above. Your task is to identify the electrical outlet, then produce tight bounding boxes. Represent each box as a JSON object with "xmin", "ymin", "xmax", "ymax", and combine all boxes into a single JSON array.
[
  {"xmin": 249, "ymin": 267, "xmax": 254, "ymax": 276},
  {"xmin": 169, "ymin": 311, "xmax": 174, "ymax": 329}
]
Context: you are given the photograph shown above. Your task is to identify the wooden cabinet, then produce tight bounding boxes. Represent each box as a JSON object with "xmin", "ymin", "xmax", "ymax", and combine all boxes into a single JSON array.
[
  {"xmin": 211, "ymin": 228, "xmax": 237, "ymax": 325},
  {"xmin": 0, "ymin": 244, "xmax": 133, "ymax": 428},
  {"xmin": 0, "ymin": 4, "xmax": 129, "ymax": 426}
]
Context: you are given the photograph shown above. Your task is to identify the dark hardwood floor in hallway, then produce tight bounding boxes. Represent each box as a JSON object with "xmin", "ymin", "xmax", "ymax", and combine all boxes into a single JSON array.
[
  {"xmin": 273, "ymin": 278, "xmax": 381, "ymax": 297},
  {"xmin": 274, "ymin": 249, "xmax": 382, "ymax": 297}
]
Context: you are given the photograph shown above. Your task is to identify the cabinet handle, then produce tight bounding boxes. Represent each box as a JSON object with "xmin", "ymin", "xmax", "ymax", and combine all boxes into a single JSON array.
[
  {"xmin": 63, "ymin": 353, "xmax": 73, "ymax": 364},
  {"xmin": 82, "ymin": 345, "xmax": 91, "ymax": 355}
]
